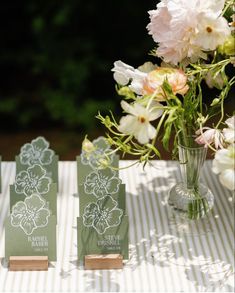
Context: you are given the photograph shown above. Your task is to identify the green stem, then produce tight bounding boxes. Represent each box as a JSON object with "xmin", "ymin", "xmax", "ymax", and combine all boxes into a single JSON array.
[{"xmin": 222, "ymin": 0, "xmax": 233, "ymax": 16}]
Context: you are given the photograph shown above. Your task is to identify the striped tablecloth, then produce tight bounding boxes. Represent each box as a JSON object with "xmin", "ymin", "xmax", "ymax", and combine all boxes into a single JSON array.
[{"xmin": 0, "ymin": 161, "xmax": 234, "ymax": 292}]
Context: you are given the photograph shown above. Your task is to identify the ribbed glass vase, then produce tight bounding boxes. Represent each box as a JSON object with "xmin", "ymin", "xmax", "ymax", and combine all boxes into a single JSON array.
[{"xmin": 168, "ymin": 138, "xmax": 214, "ymax": 220}]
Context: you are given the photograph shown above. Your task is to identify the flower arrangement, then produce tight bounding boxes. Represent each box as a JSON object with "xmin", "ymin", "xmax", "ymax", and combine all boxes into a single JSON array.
[{"xmin": 97, "ymin": 0, "xmax": 234, "ymax": 193}]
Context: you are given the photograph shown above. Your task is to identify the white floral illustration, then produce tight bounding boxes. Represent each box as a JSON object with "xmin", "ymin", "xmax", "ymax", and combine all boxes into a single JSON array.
[
  {"xmin": 84, "ymin": 168, "xmax": 121, "ymax": 199},
  {"xmin": 11, "ymin": 193, "xmax": 50, "ymax": 235},
  {"xmin": 20, "ymin": 136, "xmax": 54, "ymax": 166},
  {"xmin": 15, "ymin": 164, "xmax": 51, "ymax": 196},
  {"xmin": 81, "ymin": 136, "xmax": 114, "ymax": 169},
  {"xmin": 83, "ymin": 195, "xmax": 123, "ymax": 234}
]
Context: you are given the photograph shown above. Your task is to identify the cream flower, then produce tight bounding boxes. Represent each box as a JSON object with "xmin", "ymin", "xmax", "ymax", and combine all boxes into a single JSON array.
[
  {"xmin": 223, "ymin": 116, "xmax": 235, "ymax": 144},
  {"xmin": 195, "ymin": 127, "xmax": 224, "ymax": 149},
  {"xmin": 137, "ymin": 62, "xmax": 156, "ymax": 73},
  {"xmin": 147, "ymin": 0, "xmax": 230, "ymax": 64},
  {"xmin": 118, "ymin": 100, "xmax": 163, "ymax": 144},
  {"xmin": 205, "ymin": 71, "xmax": 224, "ymax": 89},
  {"xmin": 143, "ymin": 67, "xmax": 189, "ymax": 101},
  {"xmin": 212, "ymin": 144, "xmax": 235, "ymax": 190}
]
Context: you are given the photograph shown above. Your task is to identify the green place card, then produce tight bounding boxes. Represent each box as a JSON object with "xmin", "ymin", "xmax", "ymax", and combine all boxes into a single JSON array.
[
  {"xmin": 15, "ymin": 136, "xmax": 59, "ymax": 189},
  {"xmin": 5, "ymin": 194, "xmax": 57, "ymax": 261},
  {"xmin": 77, "ymin": 136, "xmax": 129, "ymax": 262},
  {"xmin": 77, "ymin": 168, "xmax": 129, "ymax": 260},
  {"xmin": 77, "ymin": 215, "xmax": 128, "ymax": 260}
]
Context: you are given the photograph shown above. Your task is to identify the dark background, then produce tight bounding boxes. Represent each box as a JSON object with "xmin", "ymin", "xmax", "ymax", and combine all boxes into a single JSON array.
[
  {"xmin": 0, "ymin": 0, "xmax": 233, "ymax": 160},
  {"xmin": 0, "ymin": 0, "xmax": 158, "ymax": 159}
]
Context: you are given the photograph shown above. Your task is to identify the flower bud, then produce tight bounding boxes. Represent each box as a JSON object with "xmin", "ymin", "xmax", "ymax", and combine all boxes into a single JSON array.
[
  {"xmin": 197, "ymin": 114, "xmax": 208, "ymax": 125},
  {"xmin": 82, "ymin": 137, "xmax": 96, "ymax": 153},
  {"xmin": 117, "ymin": 86, "xmax": 136, "ymax": 99},
  {"xmin": 210, "ymin": 98, "xmax": 220, "ymax": 106},
  {"xmin": 98, "ymin": 158, "xmax": 109, "ymax": 168},
  {"xmin": 218, "ymin": 35, "xmax": 235, "ymax": 56}
]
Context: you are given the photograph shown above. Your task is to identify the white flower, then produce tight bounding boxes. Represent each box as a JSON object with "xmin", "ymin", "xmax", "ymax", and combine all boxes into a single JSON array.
[
  {"xmin": 111, "ymin": 60, "xmax": 136, "ymax": 86},
  {"xmin": 193, "ymin": 16, "xmax": 230, "ymax": 51},
  {"xmin": 195, "ymin": 127, "xmax": 224, "ymax": 149},
  {"xmin": 212, "ymin": 144, "xmax": 235, "ymax": 190},
  {"xmin": 147, "ymin": 0, "xmax": 230, "ymax": 64},
  {"xmin": 118, "ymin": 100, "xmax": 163, "ymax": 144},
  {"xmin": 223, "ymin": 116, "xmax": 235, "ymax": 144},
  {"xmin": 111, "ymin": 60, "xmax": 156, "ymax": 95},
  {"xmin": 199, "ymin": 0, "xmax": 226, "ymax": 17}
]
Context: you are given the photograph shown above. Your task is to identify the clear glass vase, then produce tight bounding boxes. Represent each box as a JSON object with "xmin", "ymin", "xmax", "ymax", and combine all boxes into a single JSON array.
[{"xmin": 168, "ymin": 138, "xmax": 214, "ymax": 220}]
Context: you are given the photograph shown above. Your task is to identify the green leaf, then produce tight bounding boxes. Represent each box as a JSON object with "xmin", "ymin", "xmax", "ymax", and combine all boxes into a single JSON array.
[{"xmin": 162, "ymin": 124, "xmax": 172, "ymax": 151}]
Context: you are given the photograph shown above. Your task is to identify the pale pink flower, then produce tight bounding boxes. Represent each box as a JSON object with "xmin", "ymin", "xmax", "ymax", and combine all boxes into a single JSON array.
[
  {"xmin": 195, "ymin": 127, "xmax": 224, "ymax": 149},
  {"xmin": 143, "ymin": 68, "xmax": 189, "ymax": 101},
  {"xmin": 146, "ymin": 0, "xmax": 230, "ymax": 64}
]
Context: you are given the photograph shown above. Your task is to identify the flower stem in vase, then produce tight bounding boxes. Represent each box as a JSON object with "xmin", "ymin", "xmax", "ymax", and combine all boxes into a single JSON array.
[{"xmin": 168, "ymin": 135, "xmax": 214, "ymax": 219}]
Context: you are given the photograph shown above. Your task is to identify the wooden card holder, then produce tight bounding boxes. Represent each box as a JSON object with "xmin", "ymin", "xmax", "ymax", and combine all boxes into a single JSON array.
[
  {"xmin": 9, "ymin": 256, "xmax": 48, "ymax": 271},
  {"xmin": 84, "ymin": 254, "xmax": 123, "ymax": 270}
]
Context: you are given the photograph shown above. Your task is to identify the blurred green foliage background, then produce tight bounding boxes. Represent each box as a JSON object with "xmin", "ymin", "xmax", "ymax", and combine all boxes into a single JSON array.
[
  {"xmin": 0, "ymin": 0, "xmax": 156, "ymax": 132},
  {"xmin": 0, "ymin": 0, "xmax": 233, "ymax": 159}
]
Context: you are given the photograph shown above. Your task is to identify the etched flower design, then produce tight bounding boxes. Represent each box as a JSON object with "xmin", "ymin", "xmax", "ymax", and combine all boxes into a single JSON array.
[
  {"xmin": 11, "ymin": 193, "xmax": 50, "ymax": 235},
  {"xmin": 20, "ymin": 136, "xmax": 54, "ymax": 166},
  {"xmin": 83, "ymin": 196, "xmax": 123, "ymax": 234},
  {"xmin": 81, "ymin": 136, "xmax": 114, "ymax": 169},
  {"xmin": 15, "ymin": 164, "xmax": 51, "ymax": 196},
  {"xmin": 84, "ymin": 168, "xmax": 121, "ymax": 199}
]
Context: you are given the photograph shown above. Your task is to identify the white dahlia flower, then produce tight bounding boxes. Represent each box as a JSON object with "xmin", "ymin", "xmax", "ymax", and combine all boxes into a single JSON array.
[{"xmin": 147, "ymin": 0, "xmax": 230, "ymax": 64}]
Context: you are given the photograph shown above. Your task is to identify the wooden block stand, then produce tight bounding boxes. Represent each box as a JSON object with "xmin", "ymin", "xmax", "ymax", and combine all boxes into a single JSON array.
[
  {"xmin": 85, "ymin": 254, "xmax": 123, "ymax": 270},
  {"xmin": 9, "ymin": 256, "xmax": 48, "ymax": 271}
]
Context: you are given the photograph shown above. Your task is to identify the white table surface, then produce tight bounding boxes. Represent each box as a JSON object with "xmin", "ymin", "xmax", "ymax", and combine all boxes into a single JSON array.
[{"xmin": 0, "ymin": 161, "xmax": 234, "ymax": 292}]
